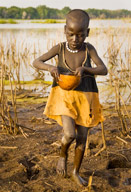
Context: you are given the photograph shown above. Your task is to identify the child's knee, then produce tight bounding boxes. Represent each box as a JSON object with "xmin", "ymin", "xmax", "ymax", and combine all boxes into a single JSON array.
[
  {"xmin": 65, "ymin": 132, "xmax": 76, "ymax": 142},
  {"xmin": 62, "ymin": 131, "xmax": 76, "ymax": 144}
]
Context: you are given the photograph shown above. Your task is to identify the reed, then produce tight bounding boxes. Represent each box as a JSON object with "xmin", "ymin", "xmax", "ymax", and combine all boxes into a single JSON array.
[
  {"xmin": 0, "ymin": 54, "xmax": 18, "ymax": 134},
  {"xmin": 0, "ymin": 35, "xmax": 35, "ymax": 134},
  {"xmin": 0, "ymin": 33, "xmax": 50, "ymax": 134},
  {"xmin": 104, "ymin": 29, "xmax": 131, "ymax": 136}
]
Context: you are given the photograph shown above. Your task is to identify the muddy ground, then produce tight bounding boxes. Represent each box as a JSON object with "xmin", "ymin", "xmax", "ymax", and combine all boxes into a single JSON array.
[{"xmin": 0, "ymin": 100, "xmax": 131, "ymax": 192}]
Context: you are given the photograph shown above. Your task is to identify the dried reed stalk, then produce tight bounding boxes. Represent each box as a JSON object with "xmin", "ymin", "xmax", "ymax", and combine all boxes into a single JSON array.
[{"xmin": 105, "ymin": 32, "xmax": 131, "ymax": 137}]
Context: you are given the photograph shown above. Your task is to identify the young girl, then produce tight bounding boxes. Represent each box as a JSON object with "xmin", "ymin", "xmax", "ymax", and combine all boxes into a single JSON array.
[{"xmin": 33, "ymin": 9, "xmax": 108, "ymax": 186}]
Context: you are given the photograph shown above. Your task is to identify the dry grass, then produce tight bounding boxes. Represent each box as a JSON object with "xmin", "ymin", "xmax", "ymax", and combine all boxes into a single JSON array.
[{"xmin": 104, "ymin": 29, "xmax": 131, "ymax": 136}]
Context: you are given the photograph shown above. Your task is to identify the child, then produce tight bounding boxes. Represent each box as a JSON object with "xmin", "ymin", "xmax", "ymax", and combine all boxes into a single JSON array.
[{"xmin": 33, "ymin": 9, "xmax": 108, "ymax": 186}]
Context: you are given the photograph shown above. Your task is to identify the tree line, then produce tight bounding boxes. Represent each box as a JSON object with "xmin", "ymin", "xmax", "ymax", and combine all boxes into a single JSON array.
[{"xmin": 0, "ymin": 6, "xmax": 131, "ymax": 19}]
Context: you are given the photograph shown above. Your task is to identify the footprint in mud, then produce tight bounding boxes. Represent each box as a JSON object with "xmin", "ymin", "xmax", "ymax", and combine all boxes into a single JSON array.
[
  {"xmin": 107, "ymin": 157, "xmax": 131, "ymax": 169},
  {"xmin": 123, "ymin": 178, "xmax": 131, "ymax": 186},
  {"xmin": 18, "ymin": 156, "xmax": 40, "ymax": 180},
  {"xmin": 0, "ymin": 153, "xmax": 11, "ymax": 162},
  {"xmin": 108, "ymin": 176, "xmax": 119, "ymax": 187},
  {"xmin": 107, "ymin": 157, "xmax": 131, "ymax": 188},
  {"xmin": 0, "ymin": 153, "xmax": 13, "ymax": 168},
  {"xmin": 89, "ymin": 142, "xmax": 98, "ymax": 149}
]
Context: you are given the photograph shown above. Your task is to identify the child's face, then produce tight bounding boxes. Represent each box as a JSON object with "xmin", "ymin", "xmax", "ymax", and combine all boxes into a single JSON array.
[{"xmin": 64, "ymin": 20, "xmax": 89, "ymax": 50}]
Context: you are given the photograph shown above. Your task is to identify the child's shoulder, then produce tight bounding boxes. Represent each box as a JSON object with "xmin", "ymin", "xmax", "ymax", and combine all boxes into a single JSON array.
[
  {"xmin": 86, "ymin": 42, "xmax": 95, "ymax": 51},
  {"xmin": 49, "ymin": 43, "xmax": 64, "ymax": 55},
  {"xmin": 86, "ymin": 42, "xmax": 97, "ymax": 57},
  {"xmin": 56, "ymin": 42, "xmax": 66, "ymax": 54}
]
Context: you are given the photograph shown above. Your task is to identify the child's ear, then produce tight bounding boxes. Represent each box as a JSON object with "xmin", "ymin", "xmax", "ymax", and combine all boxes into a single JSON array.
[
  {"xmin": 87, "ymin": 28, "xmax": 90, "ymax": 37},
  {"xmin": 64, "ymin": 25, "xmax": 66, "ymax": 34}
]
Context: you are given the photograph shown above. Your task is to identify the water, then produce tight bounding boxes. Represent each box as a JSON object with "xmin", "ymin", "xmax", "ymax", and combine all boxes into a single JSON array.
[
  {"xmin": 0, "ymin": 19, "xmax": 131, "ymax": 104},
  {"xmin": 0, "ymin": 19, "xmax": 131, "ymax": 29}
]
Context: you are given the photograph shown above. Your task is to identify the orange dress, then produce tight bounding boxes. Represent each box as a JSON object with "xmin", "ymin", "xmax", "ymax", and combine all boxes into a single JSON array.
[{"xmin": 44, "ymin": 42, "xmax": 104, "ymax": 127}]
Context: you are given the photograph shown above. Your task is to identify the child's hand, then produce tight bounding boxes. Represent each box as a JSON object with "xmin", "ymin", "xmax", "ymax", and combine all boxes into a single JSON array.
[
  {"xmin": 50, "ymin": 66, "xmax": 59, "ymax": 80},
  {"xmin": 74, "ymin": 67, "xmax": 85, "ymax": 76}
]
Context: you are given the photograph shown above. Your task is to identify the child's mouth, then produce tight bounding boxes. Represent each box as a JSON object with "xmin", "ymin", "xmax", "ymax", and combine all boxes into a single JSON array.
[{"xmin": 71, "ymin": 44, "xmax": 79, "ymax": 49}]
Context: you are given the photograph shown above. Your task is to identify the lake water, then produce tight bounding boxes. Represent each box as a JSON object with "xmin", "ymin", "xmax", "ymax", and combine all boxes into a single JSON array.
[{"xmin": 0, "ymin": 19, "xmax": 131, "ymax": 104}]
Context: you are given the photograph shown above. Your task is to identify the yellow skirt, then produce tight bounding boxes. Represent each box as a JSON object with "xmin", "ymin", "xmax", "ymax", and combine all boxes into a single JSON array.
[{"xmin": 44, "ymin": 86, "xmax": 104, "ymax": 127}]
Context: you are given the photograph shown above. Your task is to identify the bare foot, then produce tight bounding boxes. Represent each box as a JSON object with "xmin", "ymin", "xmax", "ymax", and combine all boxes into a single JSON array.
[
  {"xmin": 72, "ymin": 172, "xmax": 88, "ymax": 186},
  {"xmin": 56, "ymin": 157, "xmax": 67, "ymax": 177}
]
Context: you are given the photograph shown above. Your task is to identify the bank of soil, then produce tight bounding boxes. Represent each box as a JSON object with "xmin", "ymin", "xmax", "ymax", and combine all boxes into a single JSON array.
[{"xmin": 0, "ymin": 102, "xmax": 131, "ymax": 192}]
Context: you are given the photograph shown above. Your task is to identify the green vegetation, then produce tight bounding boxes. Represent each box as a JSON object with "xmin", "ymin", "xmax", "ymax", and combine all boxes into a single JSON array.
[
  {"xmin": 0, "ymin": 19, "xmax": 7, "ymax": 24},
  {"xmin": 0, "ymin": 19, "xmax": 17, "ymax": 24},
  {"xmin": 3, "ymin": 79, "xmax": 52, "ymax": 85},
  {"xmin": 16, "ymin": 96, "xmax": 48, "ymax": 104},
  {"xmin": 31, "ymin": 19, "xmax": 65, "ymax": 24},
  {"xmin": 0, "ymin": 6, "xmax": 130, "ymax": 20},
  {"xmin": 86, "ymin": 8, "xmax": 131, "ymax": 19},
  {"xmin": 19, "ymin": 80, "xmax": 52, "ymax": 85},
  {"xmin": 43, "ymin": 19, "xmax": 65, "ymax": 23}
]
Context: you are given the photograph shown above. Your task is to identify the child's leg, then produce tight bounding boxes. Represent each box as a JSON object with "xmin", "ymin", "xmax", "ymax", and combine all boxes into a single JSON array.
[
  {"xmin": 56, "ymin": 115, "xmax": 76, "ymax": 177},
  {"xmin": 72, "ymin": 125, "xmax": 88, "ymax": 186}
]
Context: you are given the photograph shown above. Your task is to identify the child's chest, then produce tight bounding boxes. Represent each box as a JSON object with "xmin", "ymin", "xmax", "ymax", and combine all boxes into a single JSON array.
[{"xmin": 64, "ymin": 50, "xmax": 86, "ymax": 71}]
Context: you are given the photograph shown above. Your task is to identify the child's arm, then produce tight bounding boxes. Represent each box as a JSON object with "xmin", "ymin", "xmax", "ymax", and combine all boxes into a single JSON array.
[
  {"xmin": 75, "ymin": 43, "xmax": 108, "ymax": 76},
  {"xmin": 33, "ymin": 44, "xmax": 60, "ymax": 78}
]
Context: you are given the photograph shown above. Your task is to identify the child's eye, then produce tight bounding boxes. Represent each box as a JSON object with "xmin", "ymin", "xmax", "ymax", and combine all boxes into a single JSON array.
[
  {"xmin": 67, "ymin": 33, "xmax": 85, "ymax": 38},
  {"xmin": 78, "ymin": 34, "xmax": 85, "ymax": 37},
  {"xmin": 68, "ymin": 33, "xmax": 73, "ymax": 36}
]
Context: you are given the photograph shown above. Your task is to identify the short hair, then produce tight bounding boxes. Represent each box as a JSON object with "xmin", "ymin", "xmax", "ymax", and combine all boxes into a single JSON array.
[{"xmin": 66, "ymin": 9, "xmax": 90, "ymax": 27}]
